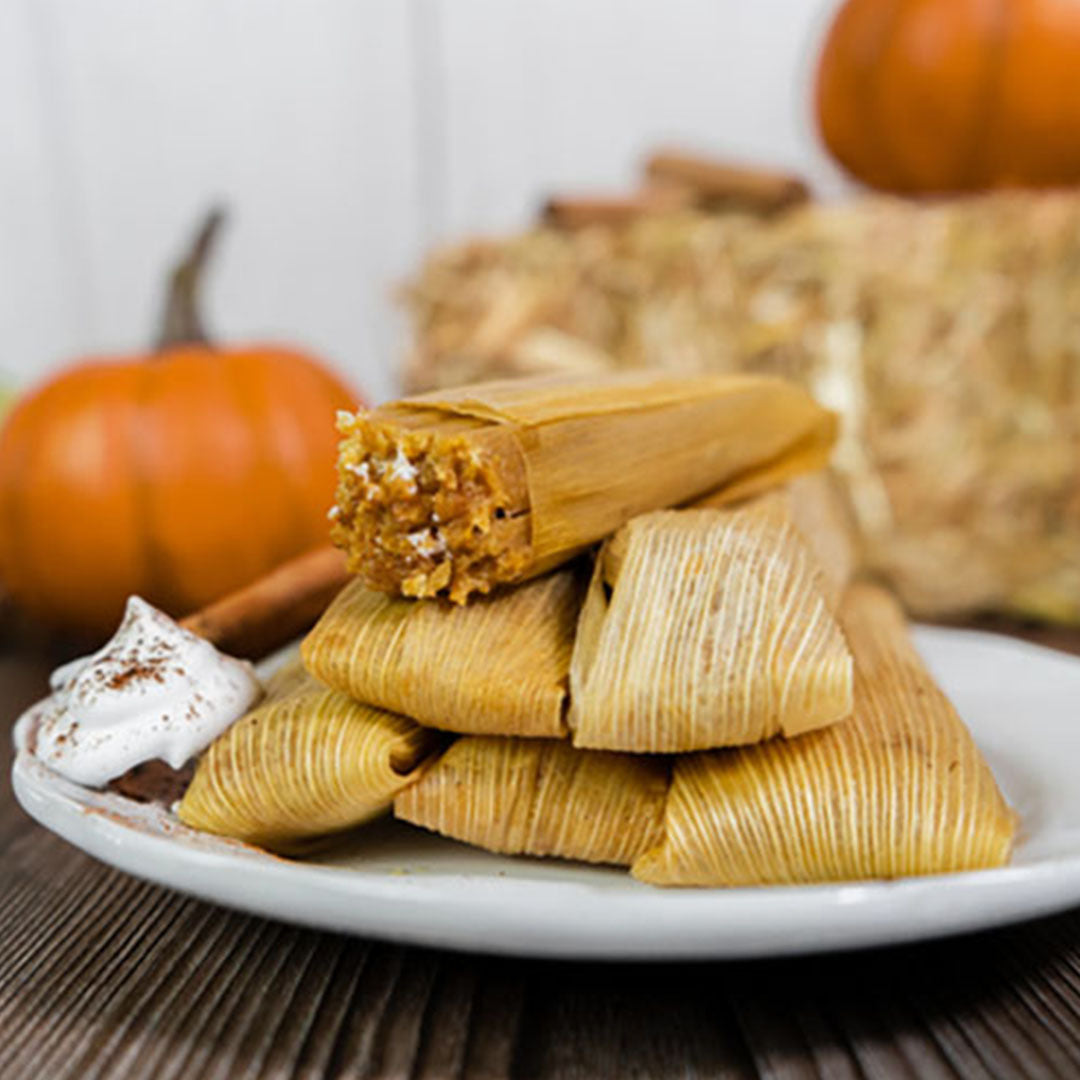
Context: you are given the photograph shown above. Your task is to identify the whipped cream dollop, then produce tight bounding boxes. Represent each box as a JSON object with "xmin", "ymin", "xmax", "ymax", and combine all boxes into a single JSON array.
[{"xmin": 24, "ymin": 596, "xmax": 263, "ymax": 787}]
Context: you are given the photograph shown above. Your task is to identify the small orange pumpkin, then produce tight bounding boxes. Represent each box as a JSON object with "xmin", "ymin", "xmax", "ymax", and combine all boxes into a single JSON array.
[
  {"xmin": 0, "ymin": 210, "xmax": 360, "ymax": 638},
  {"xmin": 816, "ymin": 0, "xmax": 1080, "ymax": 193}
]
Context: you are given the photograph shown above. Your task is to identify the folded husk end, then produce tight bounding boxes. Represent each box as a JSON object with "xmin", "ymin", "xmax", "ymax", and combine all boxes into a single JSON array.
[{"xmin": 178, "ymin": 671, "xmax": 436, "ymax": 853}]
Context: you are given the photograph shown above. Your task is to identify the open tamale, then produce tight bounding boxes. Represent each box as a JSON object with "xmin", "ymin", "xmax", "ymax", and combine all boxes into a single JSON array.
[
  {"xmin": 569, "ymin": 498, "xmax": 853, "ymax": 752},
  {"xmin": 301, "ymin": 566, "xmax": 583, "ymax": 737},
  {"xmin": 394, "ymin": 736, "xmax": 668, "ymax": 866},
  {"xmin": 632, "ymin": 584, "xmax": 1016, "ymax": 886},
  {"xmin": 332, "ymin": 372, "xmax": 836, "ymax": 602},
  {"xmin": 178, "ymin": 661, "xmax": 436, "ymax": 852}
]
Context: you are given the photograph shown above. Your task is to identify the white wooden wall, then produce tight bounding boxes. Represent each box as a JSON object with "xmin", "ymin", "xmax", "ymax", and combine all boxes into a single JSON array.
[{"xmin": 1, "ymin": 0, "xmax": 847, "ymax": 403}]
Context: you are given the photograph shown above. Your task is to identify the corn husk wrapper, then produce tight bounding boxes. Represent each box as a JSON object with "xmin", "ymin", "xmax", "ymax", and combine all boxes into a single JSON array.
[
  {"xmin": 301, "ymin": 567, "xmax": 583, "ymax": 738},
  {"xmin": 569, "ymin": 500, "xmax": 853, "ymax": 752},
  {"xmin": 696, "ymin": 471, "xmax": 858, "ymax": 609},
  {"xmin": 178, "ymin": 662, "xmax": 435, "ymax": 852},
  {"xmin": 633, "ymin": 584, "xmax": 1016, "ymax": 886},
  {"xmin": 395, "ymin": 736, "xmax": 668, "ymax": 866},
  {"xmin": 333, "ymin": 371, "xmax": 836, "ymax": 602},
  {"xmin": 756, "ymin": 471, "xmax": 859, "ymax": 607},
  {"xmin": 402, "ymin": 193, "xmax": 1080, "ymax": 624}
]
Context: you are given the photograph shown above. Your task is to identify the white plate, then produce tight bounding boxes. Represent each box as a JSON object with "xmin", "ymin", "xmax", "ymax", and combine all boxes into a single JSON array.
[{"xmin": 12, "ymin": 626, "xmax": 1080, "ymax": 960}]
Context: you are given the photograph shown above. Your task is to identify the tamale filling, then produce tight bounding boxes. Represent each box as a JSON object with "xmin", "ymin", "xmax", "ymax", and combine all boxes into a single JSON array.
[{"xmin": 332, "ymin": 406, "xmax": 533, "ymax": 602}]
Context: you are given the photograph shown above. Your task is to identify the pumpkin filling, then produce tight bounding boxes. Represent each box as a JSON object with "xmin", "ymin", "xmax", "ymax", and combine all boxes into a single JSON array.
[{"xmin": 331, "ymin": 410, "xmax": 533, "ymax": 602}]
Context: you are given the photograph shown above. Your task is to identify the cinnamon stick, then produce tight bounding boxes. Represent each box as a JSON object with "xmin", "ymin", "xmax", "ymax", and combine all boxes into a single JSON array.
[
  {"xmin": 180, "ymin": 545, "xmax": 350, "ymax": 658},
  {"xmin": 644, "ymin": 150, "xmax": 810, "ymax": 214},
  {"xmin": 541, "ymin": 185, "xmax": 692, "ymax": 230}
]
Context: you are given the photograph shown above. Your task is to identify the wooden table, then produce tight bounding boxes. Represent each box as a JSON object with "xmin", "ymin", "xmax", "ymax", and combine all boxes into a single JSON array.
[{"xmin": 4, "ymin": 630, "xmax": 1080, "ymax": 1080}]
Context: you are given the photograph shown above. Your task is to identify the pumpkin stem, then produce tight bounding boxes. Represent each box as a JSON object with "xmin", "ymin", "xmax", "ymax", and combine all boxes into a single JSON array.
[{"xmin": 156, "ymin": 207, "xmax": 226, "ymax": 350}]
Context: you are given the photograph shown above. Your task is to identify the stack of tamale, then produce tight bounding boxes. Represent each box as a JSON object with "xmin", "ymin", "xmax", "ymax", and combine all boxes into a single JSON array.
[{"xmin": 178, "ymin": 373, "xmax": 1016, "ymax": 886}]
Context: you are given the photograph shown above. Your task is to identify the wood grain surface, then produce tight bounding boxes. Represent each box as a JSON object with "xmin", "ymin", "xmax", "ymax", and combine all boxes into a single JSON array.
[{"xmin": 4, "ymin": 636, "xmax": 1080, "ymax": 1080}]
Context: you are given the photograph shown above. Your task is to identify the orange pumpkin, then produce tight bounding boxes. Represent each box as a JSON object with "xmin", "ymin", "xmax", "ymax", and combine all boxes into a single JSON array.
[
  {"xmin": 0, "ymin": 210, "xmax": 360, "ymax": 637},
  {"xmin": 816, "ymin": 0, "xmax": 1080, "ymax": 193}
]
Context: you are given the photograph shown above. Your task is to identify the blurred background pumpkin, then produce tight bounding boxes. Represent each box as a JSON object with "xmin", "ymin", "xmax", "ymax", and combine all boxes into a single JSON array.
[
  {"xmin": 816, "ymin": 0, "xmax": 1080, "ymax": 193},
  {"xmin": 0, "ymin": 210, "xmax": 360, "ymax": 639}
]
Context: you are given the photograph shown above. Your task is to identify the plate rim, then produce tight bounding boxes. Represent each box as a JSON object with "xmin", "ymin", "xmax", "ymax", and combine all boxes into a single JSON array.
[{"xmin": 11, "ymin": 624, "xmax": 1080, "ymax": 961}]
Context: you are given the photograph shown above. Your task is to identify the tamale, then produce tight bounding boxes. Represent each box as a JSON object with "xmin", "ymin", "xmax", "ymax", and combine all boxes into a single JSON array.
[
  {"xmin": 699, "ymin": 470, "xmax": 859, "ymax": 608},
  {"xmin": 777, "ymin": 471, "xmax": 859, "ymax": 606},
  {"xmin": 632, "ymin": 584, "xmax": 1016, "ymax": 886},
  {"xmin": 394, "ymin": 736, "xmax": 668, "ymax": 866},
  {"xmin": 569, "ymin": 500, "xmax": 853, "ymax": 752},
  {"xmin": 178, "ymin": 661, "xmax": 436, "ymax": 852},
  {"xmin": 301, "ymin": 566, "xmax": 583, "ymax": 738},
  {"xmin": 332, "ymin": 372, "xmax": 836, "ymax": 602}
]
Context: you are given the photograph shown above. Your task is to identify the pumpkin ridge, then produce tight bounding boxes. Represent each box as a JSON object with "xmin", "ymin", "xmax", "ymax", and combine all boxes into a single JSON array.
[
  {"xmin": 132, "ymin": 355, "xmax": 172, "ymax": 614},
  {"xmin": 261, "ymin": 353, "xmax": 331, "ymax": 561},
  {"xmin": 39, "ymin": 373, "xmax": 124, "ymax": 627},
  {"xmin": 0, "ymin": 392, "xmax": 48, "ymax": 622},
  {"xmin": 959, "ymin": 0, "xmax": 1011, "ymax": 190},
  {"xmin": 230, "ymin": 352, "xmax": 295, "ymax": 575},
  {"xmin": 864, "ymin": 0, "xmax": 923, "ymax": 193}
]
